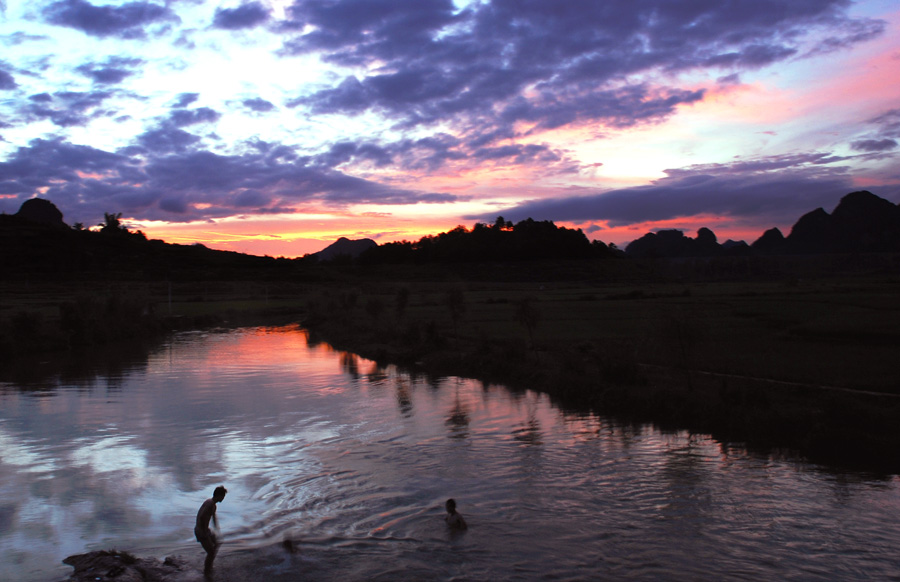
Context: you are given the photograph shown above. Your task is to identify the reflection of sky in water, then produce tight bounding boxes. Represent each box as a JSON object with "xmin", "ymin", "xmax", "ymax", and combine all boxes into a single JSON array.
[
  {"xmin": 2, "ymin": 325, "xmax": 900, "ymax": 582},
  {"xmin": 0, "ymin": 430, "xmax": 58, "ymax": 473},
  {"xmin": 0, "ymin": 327, "xmax": 352, "ymax": 580}
]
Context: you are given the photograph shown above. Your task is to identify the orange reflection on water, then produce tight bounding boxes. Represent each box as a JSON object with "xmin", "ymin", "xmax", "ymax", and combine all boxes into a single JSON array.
[{"xmin": 165, "ymin": 325, "xmax": 383, "ymax": 399}]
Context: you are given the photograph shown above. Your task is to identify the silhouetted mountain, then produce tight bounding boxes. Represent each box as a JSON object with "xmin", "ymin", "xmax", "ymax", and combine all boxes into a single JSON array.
[
  {"xmin": 625, "ymin": 190, "xmax": 900, "ymax": 258},
  {"xmin": 313, "ymin": 237, "xmax": 377, "ymax": 261},
  {"xmin": 751, "ymin": 190, "xmax": 900, "ymax": 255},
  {"xmin": 786, "ymin": 207, "xmax": 834, "ymax": 253},
  {"xmin": 16, "ymin": 198, "xmax": 67, "ymax": 228},
  {"xmin": 826, "ymin": 190, "xmax": 900, "ymax": 252},
  {"xmin": 625, "ymin": 228, "xmax": 728, "ymax": 258},
  {"xmin": 750, "ymin": 227, "xmax": 786, "ymax": 254},
  {"xmin": 722, "ymin": 239, "xmax": 750, "ymax": 253}
]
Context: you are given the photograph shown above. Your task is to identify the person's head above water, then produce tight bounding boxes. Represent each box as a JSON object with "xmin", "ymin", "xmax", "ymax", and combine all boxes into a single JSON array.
[
  {"xmin": 443, "ymin": 498, "xmax": 467, "ymax": 530},
  {"xmin": 213, "ymin": 486, "xmax": 227, "ymax": 501}
]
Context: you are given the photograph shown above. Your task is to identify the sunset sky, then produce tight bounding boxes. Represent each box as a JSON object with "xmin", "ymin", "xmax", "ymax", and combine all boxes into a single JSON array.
[{"xmin": 1, "ymin": 0, "xmax": 899, "ymax": 257}]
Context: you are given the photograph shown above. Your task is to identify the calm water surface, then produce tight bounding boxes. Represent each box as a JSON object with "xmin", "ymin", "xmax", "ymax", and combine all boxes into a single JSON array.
[{"xmin": 1, "ymin": 326, "xmax": 898, "ymax": 581}]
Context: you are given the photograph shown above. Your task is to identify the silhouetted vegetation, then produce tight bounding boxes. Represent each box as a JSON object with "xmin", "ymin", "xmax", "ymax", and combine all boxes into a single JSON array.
[
  {"xmin": 1, "ymin": 204, "xmax": 297, "ymax": 281},
  {"xmin": 358, "ymin": 217, "xmax": 617, "ymax": 264}
]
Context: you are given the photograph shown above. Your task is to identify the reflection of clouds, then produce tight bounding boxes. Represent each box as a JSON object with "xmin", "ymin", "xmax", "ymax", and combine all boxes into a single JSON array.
[
  {"xmin": 1, "ymin": 328, "xmax": 452, "ymax": 580},
  {"xmin": 5, "ymin": 326, "xmax": 895, "ymax": 582},
  {"xmin": 70, "ymin": 435, "xmax": 147, "ymax": 474},
  {"xmin": 0, "ymin": 440, "xmax": 168, "ymax": 579},
  {"xmin": 0, "ymin": 429, "xmax": 58, "ymax": 473},
  {"xmin": 0, "ymin": 502, "xmax": 17, "ymax": 534}
]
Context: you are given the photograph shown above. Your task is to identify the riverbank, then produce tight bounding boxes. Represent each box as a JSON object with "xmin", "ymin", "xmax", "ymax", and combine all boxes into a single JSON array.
[
  {"xmin": 299, "ymin": 265, "xmax": 900, "ymax": 473},
  {"xmin": 5, "ymin": 262, "xmax": 900, "ymax": 473},
  {"xmin": 60, "ymin": 551, "xmax": 203, "ymax": 582},
  {"xmin": 59, "ymin": 545, "xmax": 302, "ymax": 582}
]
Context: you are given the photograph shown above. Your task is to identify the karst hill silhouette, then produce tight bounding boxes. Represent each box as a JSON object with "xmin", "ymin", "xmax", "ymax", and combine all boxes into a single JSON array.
[
  {"xmin": 2, "ymin": 190, "xmax": 899, "ymax": 277},
  {"xmin": 313, "ymin": 237, "xmax": 378, "ymax": 262},
  {"xmin": 624, "ymin": 190, "xmax": 900, "ymax": 258}
]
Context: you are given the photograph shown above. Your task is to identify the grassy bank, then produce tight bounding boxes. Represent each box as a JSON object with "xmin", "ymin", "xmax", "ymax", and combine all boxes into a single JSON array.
[{"xmin": 0, "ymin": 279, "xmax": 310, "ymax": 359}]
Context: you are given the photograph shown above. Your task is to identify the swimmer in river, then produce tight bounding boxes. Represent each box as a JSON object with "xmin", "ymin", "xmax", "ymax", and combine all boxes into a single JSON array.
[
  {"xmin": 444, "ymin": 498, "xmax": 467, "ymax": 530},
  {"xmin": 195, "ymin": 485, "xmax": 227, "ymax": 575}
]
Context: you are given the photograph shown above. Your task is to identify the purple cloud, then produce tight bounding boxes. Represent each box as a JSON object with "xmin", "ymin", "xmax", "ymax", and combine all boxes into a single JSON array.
[
  {"xmin": 213, "ymin": 2, "xmax": 271, "ymax": 30},
  {"xmin": 280, "ymin": 0, "xmax": 457, "ymax": 54},
  {"xmin": 43, "ymin": 0, "xmax": 179, "ymax": 39},
  {"xmin": 0, "ymin": 138, "xmax": 129, "ymax": 198},
  {"xmin": 173, "ymin": 93, "xmax": 200, "ymax": 108},
  {"xmin": 135, "ymin": 127, "xmax": 201, "ymax": 154},
  {"xmin": 470, "ymin": 153, "xmax": 867, "ymax": 230},
  {"xmin": 869, "ymin": 108, "xmax": 900, "ymax": 138},
  {"xmin": 169, "ymin": 107, "xmax": 221, "ymax": 127},
  {"xmin": 282, "ymin": 0, "xmax": 882, "ymax": 148},
  {"xmin": 233, "ymin": 189, "xmax": 272, "ymax": 208},
  {"xmin": 1, "ymin": 0, "xmax": 892, "ymax": 237},
  {"xmin": 314, "ymin": 141, "xmax": 394, "ymax": 168},
  {"xmin": 847, "ymin": 108, "xmax": 900, "ymax": 154},
  {"xmin": 75, "ymin": 57, "xmax": 143, "ymax": 84},
  {"xmin": 0, "ymin": 135, "xmax": 462, "ymax": 223},
  {"xmin": 242, "ymin": 98, "xmax": 276, "ymax": 113},
  {"xmin": 22, "ymin": 90, "xmax": 116, "ymax": 127},
  {"xmin": 0, "ymin": 69, "xmax": 17, "ymax": 90},
  {"xmin": 851, "ymin": 139, "xmax": 898, "ymax": 153}
]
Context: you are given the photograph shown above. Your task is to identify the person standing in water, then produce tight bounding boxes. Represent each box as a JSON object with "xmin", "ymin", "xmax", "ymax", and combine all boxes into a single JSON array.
[
  {"xmin": 444, "ymin": 498, "xmax": 467, "ymax": 530},
  {"xmin": 195, "ymin": 486, "xmax": 227, "ymax": 575}
]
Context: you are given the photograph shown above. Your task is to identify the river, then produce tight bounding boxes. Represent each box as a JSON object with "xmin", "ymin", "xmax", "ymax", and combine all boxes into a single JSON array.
[{"xmin": 1, "ymin": 325, "xmax": 898, "ymax": 581}]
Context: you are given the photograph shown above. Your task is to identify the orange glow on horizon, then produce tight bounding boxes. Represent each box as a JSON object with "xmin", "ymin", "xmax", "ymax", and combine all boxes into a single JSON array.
[
  {"xmin": 136, "ymin": 212, "xmax": 470, "ymax": 257},
  {"xmin": 134, "ymin": 206, "xmax": 789, "ymax": 257}
]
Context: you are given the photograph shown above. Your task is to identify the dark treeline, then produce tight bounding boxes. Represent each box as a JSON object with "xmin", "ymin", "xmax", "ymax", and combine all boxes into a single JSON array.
[
  {"xmin": 357, "ymin": 216, "xmax": 618, "ymax": 264},
  {"xmin": 1, "ymin": 198, "xmax": 295, "ymax": 281}
]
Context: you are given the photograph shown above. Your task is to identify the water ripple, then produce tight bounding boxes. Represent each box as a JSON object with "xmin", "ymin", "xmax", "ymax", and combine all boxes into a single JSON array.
[{"xmin": 1, "ymin": 327, "xmax": 899, "ymax": 582}]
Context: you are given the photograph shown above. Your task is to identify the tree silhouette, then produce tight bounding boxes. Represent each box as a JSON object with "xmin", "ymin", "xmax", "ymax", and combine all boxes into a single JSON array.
[
  {"xmin": 493, "ymin": 216, "xmax": 513, "ymax": 231},
  {"xmin": 99, "ymin": 212, "xmax": 135, "ymax": 236}
]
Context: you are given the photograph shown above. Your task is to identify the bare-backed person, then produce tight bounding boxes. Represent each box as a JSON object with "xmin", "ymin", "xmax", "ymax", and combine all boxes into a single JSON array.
[{"xmin": 195, "ymin": 486, "xmax": 227, "ymax": 575}]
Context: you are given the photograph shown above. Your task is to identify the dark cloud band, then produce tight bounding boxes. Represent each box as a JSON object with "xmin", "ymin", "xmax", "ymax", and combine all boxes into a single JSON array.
[{"xmin": 43, "ymin": 0, "xmax": 179, "ymax": 39}]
